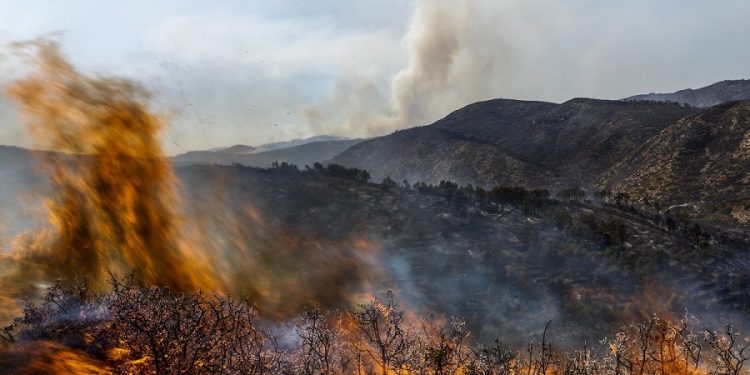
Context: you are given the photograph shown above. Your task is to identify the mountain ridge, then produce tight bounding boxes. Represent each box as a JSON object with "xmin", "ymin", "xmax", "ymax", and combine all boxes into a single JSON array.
[
  {"xmin": 172, "ymin": 137, "xmax": 362, "ymax": 168},
  {"xmin": 332, "ymin": 98, "xmax": 696, "ymax": 188},
  {"xmin": 331, "ymin": 89, "xmax": 750, "ymax": 224}
]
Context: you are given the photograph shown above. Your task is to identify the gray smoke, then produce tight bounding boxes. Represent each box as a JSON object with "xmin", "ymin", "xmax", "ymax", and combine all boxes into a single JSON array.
[{"xmin": 391, "ymin": 0, "xmax": 487, "ymax": 127}]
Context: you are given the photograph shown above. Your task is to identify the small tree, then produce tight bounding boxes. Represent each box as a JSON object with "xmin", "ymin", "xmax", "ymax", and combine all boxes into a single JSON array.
[
  {"xmin": 348, "ymin": 292, "xmax": 416, "ymax": 374},
  {"xmin": 420, "ymin": 318, "xmax": 471, "ymax": 375},
  {"xmin": 295, "ymin": 307, "xmax": 352, "ymax": 375},
  {"xmin": 381, "ymin": 177, "xmax": 398, "ymax": 191}
]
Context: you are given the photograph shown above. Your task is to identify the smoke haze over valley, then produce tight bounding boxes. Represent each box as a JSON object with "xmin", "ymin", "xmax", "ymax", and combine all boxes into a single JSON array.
[{"xmin": 3, "ymin": 1, "xmax": 750, "ymax": 374}]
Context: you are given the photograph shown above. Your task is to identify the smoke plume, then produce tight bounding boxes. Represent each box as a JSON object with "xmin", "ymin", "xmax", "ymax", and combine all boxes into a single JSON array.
[{"xmin": 303, "ymin": 0, "xmax": 513, "ymax": 135}]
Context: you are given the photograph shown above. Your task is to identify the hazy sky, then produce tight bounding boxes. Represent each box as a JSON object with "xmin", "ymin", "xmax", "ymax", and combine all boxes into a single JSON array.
[{"xmin": 1, "ymin": 0, "xmax": 750, "ymax": 154}]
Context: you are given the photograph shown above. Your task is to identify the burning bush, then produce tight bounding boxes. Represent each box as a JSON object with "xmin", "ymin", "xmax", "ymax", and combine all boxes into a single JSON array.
[{"xmin": 2, "ymin": 279, "xmax": 750, "ymax": 375}]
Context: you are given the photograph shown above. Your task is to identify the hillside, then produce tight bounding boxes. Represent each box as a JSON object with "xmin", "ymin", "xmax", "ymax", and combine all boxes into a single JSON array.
[
  {"xmin": 332, "ymin": 98, "xmax": 695, "ymax": 189},
  {"xmin": 176, "ymin": 164, "xmax": 750, "ymax": 343},
  {"xmin": 330, "ymin": 95, "xmax": 750, "ymax": 225},
  {"xmin": 602, "ymin": 100, "xmax": 750, "ymax": 224},
  {"xmin": 624, "ymin": 79, "xmax": 750, "ymax": 107}
]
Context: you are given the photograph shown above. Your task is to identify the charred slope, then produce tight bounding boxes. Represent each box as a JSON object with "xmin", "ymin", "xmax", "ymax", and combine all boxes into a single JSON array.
[
  {"xmin": 177, "ymin": 164, "xmax": 750, "ymax": 344},
  {"xmin": 603, "ymin": 100, "xmax": 750, "ymax": 224},
  {"xmin": 625, "ymin": 79, "xmax": 750, "ymax": 108},
  {"xmin": 331, "ymin": 98, "xmax": 695, "ymax": 189},
  {"xmin": 325, "ymin": 125, "xmax": 557, "ymax": 189}
]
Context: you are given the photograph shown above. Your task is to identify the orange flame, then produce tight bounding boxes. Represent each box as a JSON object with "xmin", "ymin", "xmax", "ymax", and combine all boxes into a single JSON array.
[
  {"xmin": 0, "ymin": 40, "xmax": 380, "ymax": 322},
  {"xmin": 1, "ymin": 40, "xmax": 216, "ymax": 310},
  {"xmin": 0, "ymin": 340, "xmax": 110, "ymax": 374}
]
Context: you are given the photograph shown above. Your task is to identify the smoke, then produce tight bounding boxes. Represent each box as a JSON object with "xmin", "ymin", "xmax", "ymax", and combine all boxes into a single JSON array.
[
  {"xmin": 391, "ymin": 0, "xmax": 487, "ymax": 127},
  {"xmin": 175, "ymin": 169, "xmax": 383, "ymax": 318},
  {"xmin": 302, "ymin": 0, "xmax": 515, "ymax": 136}
]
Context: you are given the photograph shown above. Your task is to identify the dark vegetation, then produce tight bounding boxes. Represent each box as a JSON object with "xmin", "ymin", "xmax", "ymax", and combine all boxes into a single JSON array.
[
  {"xmin": 0, "ymin": 158, "xmax": 749, "ymax": 373},
  {"xmin": 302, "ymin": 162, "xmax": 372, "ymax": 183},
  {"xmin": 249, "ymin": 162, "xmax": 745, "ymax": 274},
  {"xmin": 4, "ymin": 159, "xmax": 750, "ymax": 372}
]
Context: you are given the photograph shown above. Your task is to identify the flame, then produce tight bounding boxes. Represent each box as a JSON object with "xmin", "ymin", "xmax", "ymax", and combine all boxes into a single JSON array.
[
  {"xmin": 0, "ymin": 340, "xmax": 111, "ymax": 374},
  {"xmin": 0, "ymin": 41, "xmax": 381, "ymax": 322},
  {"xmin": 0, "ymin": 40, "xmax": 216, "ymax": 313},
  {"xmin": 106, "ymin": 342, "xmax": 151, "ymax": 373}
]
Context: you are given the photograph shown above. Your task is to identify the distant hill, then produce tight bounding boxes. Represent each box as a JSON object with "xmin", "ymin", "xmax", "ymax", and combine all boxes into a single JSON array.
[
  {"xmin": 221, "ymin": 144, "xmax": 256, "ymax": 154},
  {"xmin": 208, "ymin": 135, "xmax": 348, "ymax": 155},
  {"xmin": 250, "ymin": 135, "xmax": 348, "ymax": 154},
  {"xmin": 172, "ymin": 137, "xmax": 362, "ymax": 167},
  {"xmin": 624, "ymin": 79, "xmax": 750, "ymax": 108}
]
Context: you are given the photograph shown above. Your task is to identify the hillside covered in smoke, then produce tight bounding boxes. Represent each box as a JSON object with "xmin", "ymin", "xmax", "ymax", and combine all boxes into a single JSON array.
[
  {"xmin": 5, "ymin": 157, "xmax": 750, "ymax": 342},
  {"xmin": 3, "ymin": 162, "xmax": 750, "ymax": 373}
]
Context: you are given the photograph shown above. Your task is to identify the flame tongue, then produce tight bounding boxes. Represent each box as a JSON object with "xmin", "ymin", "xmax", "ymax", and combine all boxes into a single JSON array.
[
  {"xmin": 0, "ymin": 341, "xmax": 110, "ymax": 374},
  {"xmin": 4, "ymin": 41, "xmax": 216, "ymax": 293},
  {"xmin": 0, "ymin": 41, "xmax": 378, "ymax": 323}
]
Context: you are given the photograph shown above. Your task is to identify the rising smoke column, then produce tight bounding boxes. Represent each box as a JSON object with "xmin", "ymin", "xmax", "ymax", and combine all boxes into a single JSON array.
[
  {"xmin": 303, "ymin": 0, "xmax": 506, "ymax": 136},
  {"xmin": 1, "ymin": 41, "xmax": 216, "ymax": 303},
  {"xmin": 391, "ymin": 0, "xmax": 471, "ymax": 127}
]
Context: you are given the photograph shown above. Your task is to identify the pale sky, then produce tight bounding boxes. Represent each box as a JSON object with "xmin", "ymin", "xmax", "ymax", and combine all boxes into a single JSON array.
[{"xmin": 1, "ymin": 0, "xmax": 750, "ymax": 154}]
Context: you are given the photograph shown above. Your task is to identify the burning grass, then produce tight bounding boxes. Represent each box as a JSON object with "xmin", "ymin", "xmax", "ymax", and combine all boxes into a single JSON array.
[{"xmin": 1, "ymin": 278, "xmax": 750, "ymax": 374}]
